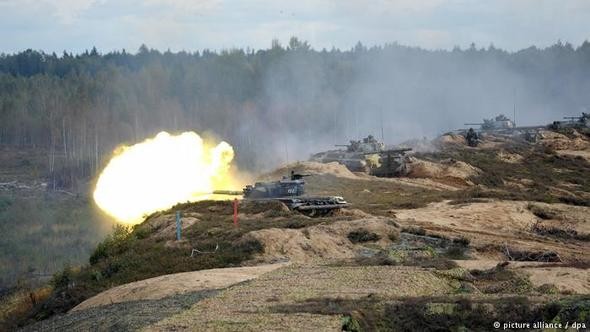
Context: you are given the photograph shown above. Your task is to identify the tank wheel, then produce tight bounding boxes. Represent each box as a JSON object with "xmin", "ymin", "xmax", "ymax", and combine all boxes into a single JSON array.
[{"xmin": 304, "ymin": 209, "xmax": 317, "ymax": 217}]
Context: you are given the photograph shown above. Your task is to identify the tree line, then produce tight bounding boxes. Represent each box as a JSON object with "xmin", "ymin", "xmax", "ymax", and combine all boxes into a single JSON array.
[{"xmin": 1, "ymin": 38, "xmax": 589, "ymax": 190}]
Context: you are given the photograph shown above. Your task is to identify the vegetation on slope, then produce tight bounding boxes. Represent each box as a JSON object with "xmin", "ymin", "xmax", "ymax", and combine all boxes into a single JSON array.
[{"xmin": 420, "ymin": 142, "xmax": 590, "ymax": 205}]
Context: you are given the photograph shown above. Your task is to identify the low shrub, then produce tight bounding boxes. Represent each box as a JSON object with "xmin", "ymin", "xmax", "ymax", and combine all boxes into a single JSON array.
[
  {"xmin": 348, "ymin": 229, "xmax": 381, "ymax": 243},
  {"xmin": 527, "ymin": 204, "xmax": 557, "ymax": 220},
  {"xmin": 401, "ymin": 226, "xmax": 426, "ymax": 236}
]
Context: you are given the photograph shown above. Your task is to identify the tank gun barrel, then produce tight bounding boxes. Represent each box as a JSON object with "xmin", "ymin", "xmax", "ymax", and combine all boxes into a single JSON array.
[
  {"xmin": 212, "ymin": 190, "xmax": 242, "ymax": 195},
  {"xmin": 564, "ymin": 116, "xmax": 582, "ymax": 120},
  {"xmin": 360, "ymin": 148, "xmax": 412, "ymax": 156},
  {"xmin": 464, "ymin": 123, "xmax": 484, "ymax": 126},
  {"xmin": 334, "ymin": 144, "xmax": 349, "ymax": 147}
]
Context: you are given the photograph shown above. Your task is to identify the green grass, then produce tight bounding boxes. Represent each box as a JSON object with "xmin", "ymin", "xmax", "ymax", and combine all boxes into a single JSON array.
[
  {"xmin": 22, "ymin": 200, "xmax": 342, "ymax": 324},
  {"xmin": 269, "ymin": 295, "xmax": 590, "ymax": 332},
  {"xmin": 305, "ymin": 174, "xmax": 451, "ymax": 216},
  {"xmin": 0, "ymin": 193, "xmax": 110, "ymax": 290}
]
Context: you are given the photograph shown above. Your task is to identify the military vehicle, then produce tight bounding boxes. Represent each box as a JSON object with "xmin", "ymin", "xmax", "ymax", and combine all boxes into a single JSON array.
[
  {"xmin": 460, "ymin": 114, "xmax": 548, "ymax": 144},
  {"xmin": 309, "ymin": 135, "xmax": 412, "ymax": 176},
  {"xmin": 366, "ymin": 148, "xmax": 413, "ymax": 177},
  {"xmin": 549, "ymin": 113, "xmax": 590, "ymax": 130},
  {"xmin": 465, "ymin": 128, "xmax": 480, "ymax": 147},
  {"xmin": 464, "ymin": 114, "xmax": 516, "ymax": 131},
  {"xmin": 214, "ymin": 172, "xmax": 348, "ymax": 217}
]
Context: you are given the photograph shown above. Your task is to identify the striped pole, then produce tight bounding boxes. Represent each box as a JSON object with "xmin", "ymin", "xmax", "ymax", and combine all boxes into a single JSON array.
[
  {"xmin": 176, "ymin": 211, "xmax": 181, "ymax": 240},
  {"xmin": 233, "ymin": 198, "xmax": 239, "ymax": 227}
]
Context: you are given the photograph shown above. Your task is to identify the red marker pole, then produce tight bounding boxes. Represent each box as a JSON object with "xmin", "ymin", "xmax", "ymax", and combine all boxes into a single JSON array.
[{"xmin": 233, "ymin": 198, "xmax": 239, "ymax": 227}]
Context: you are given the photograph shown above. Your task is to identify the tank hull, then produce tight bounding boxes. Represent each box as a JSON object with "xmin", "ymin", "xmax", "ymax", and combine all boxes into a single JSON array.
[{"xmin": 248, "ymin": 196, "xmax": 349, "ymax": 217}]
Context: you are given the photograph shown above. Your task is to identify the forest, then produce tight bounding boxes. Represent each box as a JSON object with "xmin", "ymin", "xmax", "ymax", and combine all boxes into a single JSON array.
[{"xmin": 1, "ymin": 37, "xmax": 590, "ymax": 191}]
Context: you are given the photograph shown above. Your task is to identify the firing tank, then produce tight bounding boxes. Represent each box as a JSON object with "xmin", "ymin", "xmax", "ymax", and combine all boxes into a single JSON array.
[
  {"xmin": 464, "ymin": 114, "xmax": 516, "ymax": 131},
  {"xmin": 214, "ymin": 172, "xmax": 348, "ymax": 217},
  {"xmin": 309, "ymin": 135, "xmax": 412, "ymax": 177}
]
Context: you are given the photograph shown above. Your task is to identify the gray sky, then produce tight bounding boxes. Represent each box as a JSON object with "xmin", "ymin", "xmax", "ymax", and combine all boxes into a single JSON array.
[{"xmin": 1, "ymin": 0, "xmax": 589, "ymax": 54}]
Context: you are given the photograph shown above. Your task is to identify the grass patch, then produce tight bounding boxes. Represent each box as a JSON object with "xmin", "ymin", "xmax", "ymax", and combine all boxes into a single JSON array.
[
  {"xmin": 527, "ymin": 203, "xmax": 557, "ymax": 220},
  {"xmin": 531, "ymin": 221, "xmax": 590, "ymax": 242},
  {"xmin": 401, "ymin": 226, "xmax": 426, "ymax": 236},
  {"xmin": 347, "ymin": 229, "xmax": 381, "ymax": 243},
  {"xmin": 447, "ymin": 198, "xmax": 488, "ymax": 205},
  {"xmin": 504, "ymin": 247, "xmax": 561, "ymax": 262},
  {"xmin": 469, "ymin": 265, "xmax": 533, "ymax": 294},
  {"xmin": 271, "ymin": 295, "xmax": 590, "ymax": 332},
  {"xmin": 350, "ymin": 248, "xmax": 459, "ymax": 270},
  {"xmin": 304, "ymin": 174, "xmax": 448, "ymax": 216},
  {"xmin": 418, "ymin": 145, "xmax": 590, "ymax": 206},
  {"xmin": 19, "ymin": 199, "xmax": 333, "ymax": 326}
]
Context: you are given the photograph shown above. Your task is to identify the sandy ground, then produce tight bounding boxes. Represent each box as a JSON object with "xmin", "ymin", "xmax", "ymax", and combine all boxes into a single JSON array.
[
  {"xmin": 143, "ymin": 265, "xmax": 457, "ymax": 331},
  {"xmin": 396, "ymin": 200, "xmax": 590, "ymax": 295},
  {"xmin": 405, "ymin": 157, "xmax": 481, "ymax": 181},
  {"xmin": 393, "ymin": 200, "xmax": 590, "ymax": 261},
  {"xmin": 265, "ymin": 160, "xmax": 477, "ymax": 191},
  {"xmin": 556, "ymin": 149, "xmax": 590, "ymax": 162},
  {"xmin": 73, "ymin": 263, "xmax": 288, "ymax": 311},
  {"xmin": 244, "ymin": 217, "xmax": 399, "ymax": 263},
  {"xmin": 521, "ymin": 266, "xmax": 590, "ymax": 294},
  {"xmin": 455, "ymin": 260, "xmax": 590, "ymax": 295},
  {"xmin": 354, "ymin": 172, "xmax": 465, "ymax": 191},
  {"xmin": 264, "ymin": 161, "xmax": 359, "ymax": 180},
  {"xmin": 496, "ymin": 150, "xmax": 524, "ymax": 163},
  {"xmin": 539, "ymin": 130, "xmax": 590, "ymax": 151}
]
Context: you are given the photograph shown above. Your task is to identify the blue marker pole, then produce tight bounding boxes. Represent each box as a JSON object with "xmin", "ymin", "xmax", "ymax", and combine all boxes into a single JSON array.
[{"xmin": 176, "ymin": 211, "xmax": 181, "ymax": 241}]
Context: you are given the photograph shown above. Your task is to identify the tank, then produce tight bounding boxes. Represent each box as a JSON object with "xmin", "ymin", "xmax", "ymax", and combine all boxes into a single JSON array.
[
  {"xmin": 214, "ymin": 172, "xmax": 349, "ymax": 217},
  {"xmin": 549, "ymin": 113, "xmax": 590, "ymax": 130},
  {"xmin": 465, "ymin": 114, "xmax": 516, "ymax": 131},
  {"xmin": 310, "ymin": 135, "xmax": 412, "ymax": 176}
]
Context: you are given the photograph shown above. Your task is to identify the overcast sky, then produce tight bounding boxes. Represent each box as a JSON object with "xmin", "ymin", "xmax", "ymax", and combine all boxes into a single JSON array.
[{"xmin": 1, "ymin": 0, "xmax": 589, "ymax": 54}]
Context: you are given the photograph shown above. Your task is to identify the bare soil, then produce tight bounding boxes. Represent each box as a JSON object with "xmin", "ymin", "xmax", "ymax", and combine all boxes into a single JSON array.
[
  {"xmin": 73, "ymin": 263, "xmax": 288, "ymax": 311},
  {"xmin": 144, "ymin": 265, "xmax": 456, "ymax": 331},
  {"xmin": 394, "ymin": 200, "xmax": 590, "ymax": 262}
]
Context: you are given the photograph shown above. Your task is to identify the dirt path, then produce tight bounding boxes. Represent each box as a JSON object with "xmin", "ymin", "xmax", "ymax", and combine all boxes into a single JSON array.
[
  {"xmin": 22, "ymin": 290, "xmax": 218, "ymax": 332},
  {"xmin": 73, "ymin": 263, "xmax": 288, "ymax": 311},
  {"xmin": 144, "ymin": 264, "xmax": 457, "ymax": 331}
]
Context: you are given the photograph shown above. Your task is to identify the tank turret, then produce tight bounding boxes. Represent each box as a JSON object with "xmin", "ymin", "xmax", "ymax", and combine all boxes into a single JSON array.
[
  {"xmin": 214, "ymin": 172, "xmax": 348, "ymax": 217},
  {"xmin": 465, "ymin": 114, "xmax": 516, "ymax": 131},
  {"xmin": 310, "ymin": 135, "xmax": 411, "ymax": 176}
]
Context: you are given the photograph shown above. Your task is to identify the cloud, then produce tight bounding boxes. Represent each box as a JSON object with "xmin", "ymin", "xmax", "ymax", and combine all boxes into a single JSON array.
[
  {"xmin": 47, "ymin": 0, "xmax": 103, "ymax": 24},
  {"xmin": 143, "ymin": 0, "xmax": 221, "ymax": 14},
  {"xmin": 0, "ymin": 0, "xmax": 103, "ymax": 24},
  {"xmin": 1, "ymin": 0, "xmax": 590, "ymax": 53}
]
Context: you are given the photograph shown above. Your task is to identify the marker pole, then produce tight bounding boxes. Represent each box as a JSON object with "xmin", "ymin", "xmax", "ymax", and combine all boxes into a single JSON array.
[
  {"xmin": 176, "ymin": 211, "xmax": 181, "ymax": 240},
  {"xmin": 233, "ymin": 198, "xmax": 239, "ymax": 227}
]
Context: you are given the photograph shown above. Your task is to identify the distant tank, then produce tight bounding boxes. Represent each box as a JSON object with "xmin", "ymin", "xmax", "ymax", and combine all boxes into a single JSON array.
[
  {"xmin": 214, "ymin": 172, "xmax": 349, "ymax": 217},
  {"xmin": 465, "ymin": 114, "xmax": 516, "ymax": 131},
  {"xmin": 549, "ymin": 113, "xmax": 590, "ymax": 130},
  {"xmin": 309, "ymin": 135, "xmax": 412, "ymax": 177},
  {"xmin": 464, "ymin": 128, "xmax": 480, "ymax": 147}
]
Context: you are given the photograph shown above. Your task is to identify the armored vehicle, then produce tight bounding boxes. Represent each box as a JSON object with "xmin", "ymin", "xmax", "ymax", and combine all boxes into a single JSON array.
[
  {"xmin": 465, "ymin": 114, "xmax": 516, "ymax": 131},
  {"xmin": 310, "ymin": 135, "xmax": 412, "ymax": 176},
  {"xmin": 366, "ymin": 148, "xmax": 413, "ymax": 177},
  {"xmin": 214, "ymin": 172, "xmax": 348, "ymax": 217}
]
